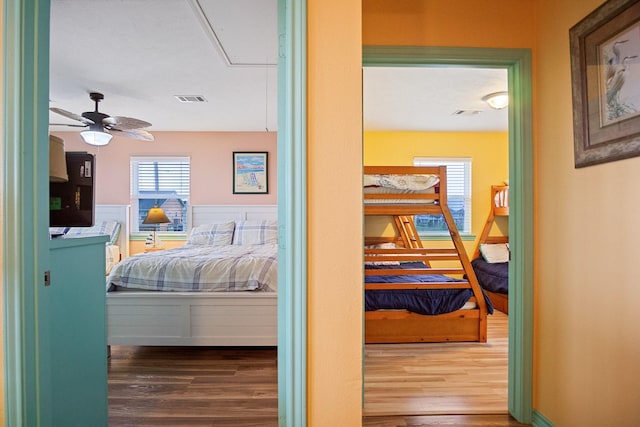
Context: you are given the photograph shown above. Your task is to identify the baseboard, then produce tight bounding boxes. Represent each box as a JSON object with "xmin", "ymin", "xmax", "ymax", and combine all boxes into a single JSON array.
[{"xmin": 532, "ymin": 409, "xmax": 555, "ymax": 427}]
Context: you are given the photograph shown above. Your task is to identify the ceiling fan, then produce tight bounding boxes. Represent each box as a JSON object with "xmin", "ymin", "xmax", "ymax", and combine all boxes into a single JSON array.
[{"xmin": 50, "ymin": 92, "xmax": 154, "ymax": 145}]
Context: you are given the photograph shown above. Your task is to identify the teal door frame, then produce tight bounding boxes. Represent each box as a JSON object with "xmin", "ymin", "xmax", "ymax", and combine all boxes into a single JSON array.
[
  {"xmin": 3, "ymin": 0, "xmax": 53, "ymax": 425},
  {"xmin": 363, "ymin": 46, "xmax": 534, "ymax": 424},
  {"xmin": 277, "ymin": 0, "xmax": 307, "ymax": 426},
  {"xmin": 4, "ymin": 0, "xmax": 308, "ymax": 426}
]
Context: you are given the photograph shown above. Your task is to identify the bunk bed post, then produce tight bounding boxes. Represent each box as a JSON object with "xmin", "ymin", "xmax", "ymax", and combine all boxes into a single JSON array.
[
  {"xmin": 439, "ymin": 164, "xmax": 488, "ymax": 342},
  {"xmin": 440, "ymin": 205, "xmax": 488, "ymax": 342}
]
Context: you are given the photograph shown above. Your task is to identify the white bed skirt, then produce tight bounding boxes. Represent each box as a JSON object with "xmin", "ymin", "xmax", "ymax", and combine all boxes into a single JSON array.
[{"xmin": 106, "ymin": 291, "xmax": 277, "ymax": 346}]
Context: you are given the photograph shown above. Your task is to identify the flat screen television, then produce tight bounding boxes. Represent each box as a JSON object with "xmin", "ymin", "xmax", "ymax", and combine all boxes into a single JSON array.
[{"xmin": 50, "ymin": 152, "xmax": 95, "ymax": 227}]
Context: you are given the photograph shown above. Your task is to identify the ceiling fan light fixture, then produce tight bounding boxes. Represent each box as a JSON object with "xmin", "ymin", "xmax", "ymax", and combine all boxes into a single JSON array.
[
  {"xmin": 482, "ymin": 91, "xmax": 509, "ymax": 110},
  {"xmin": 80, "ymin": 129, "xmax": 112, "ymax": 146}
]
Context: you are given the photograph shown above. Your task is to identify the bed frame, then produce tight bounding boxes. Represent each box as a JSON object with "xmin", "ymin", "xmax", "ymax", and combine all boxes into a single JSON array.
[
  {"xmin": 95, "ymin": 204, "xmax": 131, "ymax": 258},
  {"xmin": 473, "ymin": 185, "xmax": 509, "ymax": 314},
  {"xmin": 102, "ymin": 204, "xmax": 278, "ymax": 346},
  {"xmin": 364, "ymin": 166, "xmax": 489, "ymax": 343}
]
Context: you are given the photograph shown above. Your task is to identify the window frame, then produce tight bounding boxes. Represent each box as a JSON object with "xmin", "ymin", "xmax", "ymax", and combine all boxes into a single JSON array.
[
  {"xmin": 413, "ymin": 157, "xmax": 472, "ymax": 236},
  {"xmin": 130, "ymin": 156, "xmax": 191, "ymax": 235}
]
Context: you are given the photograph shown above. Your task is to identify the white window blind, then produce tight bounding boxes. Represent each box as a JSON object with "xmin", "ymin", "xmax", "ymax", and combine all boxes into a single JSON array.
[
  {"xmin": 131, "ymin": 156, "xmax": 191, "ymax": 233},
  {"xmin": 413, "ymin": 157, "xmax": 472, "ymax": 234}
]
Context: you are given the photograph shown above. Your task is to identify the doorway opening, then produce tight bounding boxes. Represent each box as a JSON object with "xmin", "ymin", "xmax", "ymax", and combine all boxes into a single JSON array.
[{"xmin": 362, "ymin": 46, "xmax": 533, "ymax": 423}]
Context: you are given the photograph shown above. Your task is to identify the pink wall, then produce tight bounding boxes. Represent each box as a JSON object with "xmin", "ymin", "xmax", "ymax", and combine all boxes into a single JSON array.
[{"xmin": 52, "ymin": 131, "xmax": 277, "ymax": 206}]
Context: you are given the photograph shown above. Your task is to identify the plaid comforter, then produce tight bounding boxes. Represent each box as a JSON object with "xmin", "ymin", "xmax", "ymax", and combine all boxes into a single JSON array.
[{"xmin": 107, "ymin": 244, "xmax": 277, "ymax": 292}]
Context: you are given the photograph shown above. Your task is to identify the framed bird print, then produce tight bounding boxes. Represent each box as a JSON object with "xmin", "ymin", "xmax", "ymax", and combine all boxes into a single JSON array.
[{"xmin": 570, "ymin": 0, "xmax": 640, "ymax": 167}]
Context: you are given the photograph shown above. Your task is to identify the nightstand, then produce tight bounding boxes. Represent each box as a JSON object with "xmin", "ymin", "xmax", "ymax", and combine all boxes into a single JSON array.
[{"xmin": 144, "ymin": 247, "xmax": 165, "ymax": 253}]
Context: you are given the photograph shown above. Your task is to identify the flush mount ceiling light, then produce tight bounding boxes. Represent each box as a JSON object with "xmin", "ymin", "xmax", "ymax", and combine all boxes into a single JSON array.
[{"xmin": 482, "ymin": 91, "xmax": 509, "ymax": 110}]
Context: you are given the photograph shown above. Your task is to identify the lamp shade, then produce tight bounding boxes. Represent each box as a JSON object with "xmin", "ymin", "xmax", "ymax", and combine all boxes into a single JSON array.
[
  {"xmin": 143, "ymin": 205, "xmax": 170, "ymax": 225},
  {"xmin": 49, "ymin": 135, "xmax": 69, "ymax": 182},
  {"xmin": 80, "ymin": 129, "xmax": 113, "ymax": 146}
]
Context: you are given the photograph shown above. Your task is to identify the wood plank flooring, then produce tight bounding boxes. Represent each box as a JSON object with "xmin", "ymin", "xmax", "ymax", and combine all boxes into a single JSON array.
[
  {"xmin": 108, "ymin": 311, "xmax": 524, "ymax": 426},
  {"xmin": 364, "ymin": 311, "xmax": 509, "ymax": 416},
  {"xmin": 108, "ymin": 346, "xmax": 278, "ymax": 426}
]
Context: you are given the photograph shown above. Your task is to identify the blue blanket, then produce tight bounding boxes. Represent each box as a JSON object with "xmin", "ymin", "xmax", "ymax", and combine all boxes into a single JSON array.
[
  {"xmin": 471, "ymin": 258, "xmax": 508, "ymax": 294},
  {"xmin": 365, "ymin": 262, "xmax": 493, "ymax": 315}
]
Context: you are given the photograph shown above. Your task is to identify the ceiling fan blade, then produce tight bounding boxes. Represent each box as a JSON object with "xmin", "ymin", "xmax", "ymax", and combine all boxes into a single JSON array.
[
  {"xmin": 50, "ymin": 107, "xmax": 95, "ymax": 125},
  {"xmin": 103, "ymin": 116, "xmax": 152, "ymax": 130},
  {"xmin": 110, "ymin": 128, "xmax": 154, "ymax": 141},
  {"xmin": 49, "ymin": 123, "xmax": 88, "ymax": 128}
]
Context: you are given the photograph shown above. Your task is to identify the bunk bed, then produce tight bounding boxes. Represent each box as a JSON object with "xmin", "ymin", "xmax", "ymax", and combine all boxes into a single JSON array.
[
  {"xmin": 364, "ymin": 166, "xmax": 492, "ymax": 344},
  {"xmin": 471, "ymin": 184, "xmax": 509, "ymax": 314}
]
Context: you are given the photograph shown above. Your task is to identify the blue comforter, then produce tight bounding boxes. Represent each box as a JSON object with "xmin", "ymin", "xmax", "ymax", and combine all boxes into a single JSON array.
[
  {"xmin": 471, "ymin": 258, "xmax": 509, "ymax": 294},
  {"xmin": 365, "ymin": 262, "xmax": 493, "ymax": 315}
]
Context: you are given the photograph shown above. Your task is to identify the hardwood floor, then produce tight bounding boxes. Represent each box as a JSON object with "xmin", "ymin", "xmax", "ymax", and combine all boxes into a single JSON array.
[
  {"xmin": 364, "ymin": 311, "xmax": 509, "ymax": 416},
  {"xmin": 108, "ymin": 312, "xmax": 525, "ymax": 426},
  {"xmin": 362, "ymin": 414, "xmax": 528, "ymax": 427},
  {"xmin": 108, "ymin": 346, "xmax": 278, "ymax": 426}
]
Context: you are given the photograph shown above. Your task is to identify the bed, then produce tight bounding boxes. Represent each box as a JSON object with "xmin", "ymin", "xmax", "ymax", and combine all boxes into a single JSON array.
[
  {"xmin": 472, "ymin": 184, "xmax": 509, "ymax": 314},
  {"xmin": 364, "ymin": 166, "xmax": 492, "ymax": 343},
  {"xmin": 104, "ymin": 204, "xmax": 278, "ymax": 347},
  {"xmin": 49, "ymin": 204, "xmax": 130, "ymax": 275}
]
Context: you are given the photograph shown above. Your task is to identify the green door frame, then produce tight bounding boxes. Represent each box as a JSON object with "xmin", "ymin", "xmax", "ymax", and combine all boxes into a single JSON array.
[
  {"xmin": 3, "ymin": 0, "xmax": 52, "ymax": 425},
  {"xmin": 363, "ymin": 46, "xmax": 534, "ymax": 424},
  {"xmin": 277, "ymin": 0, "xmax": 307, "ymax": 426},
  {"xmin": 3, "ymin": 0, "xmax": 309, "ymax": 426}
]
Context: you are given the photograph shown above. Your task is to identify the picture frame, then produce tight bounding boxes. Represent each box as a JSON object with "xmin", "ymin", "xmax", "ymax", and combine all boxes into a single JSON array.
[
  {"xmin": 232, "ymin": 151, "xmax": 269, "ymax": 194},
  {"xmin": 570, "ymin": 0, "xmax": 640, "ymax": 168}
]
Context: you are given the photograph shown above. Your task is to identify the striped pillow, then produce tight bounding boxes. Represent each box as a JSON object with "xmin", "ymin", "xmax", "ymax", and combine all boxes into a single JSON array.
[
  {"xmin": 65, "ymin": 221, "xmax": 121, "ymax": 245},
  {"xmin": 187, "ymin": 221, "xmax": 236, "ymax": 246},
  {"xmin": 232, "ymin": 220, "xmax": 278, "ymax": 245}
]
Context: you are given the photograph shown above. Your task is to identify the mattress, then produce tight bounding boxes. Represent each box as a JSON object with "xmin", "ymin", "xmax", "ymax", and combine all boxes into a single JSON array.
[
  {"xmin": 471, "ymin": 258, "xmax": 508, "ymax": 294},
  {"xmin": 365, "ymin": 262, "xmax": 494, "ymax": 315},
  {"xmin": 364, "ymin": 173, "xmax": 439, "ymax": 204},
  {"xmin": 107, "ymin": 243, "xmax": 277, "ymax": 293}
]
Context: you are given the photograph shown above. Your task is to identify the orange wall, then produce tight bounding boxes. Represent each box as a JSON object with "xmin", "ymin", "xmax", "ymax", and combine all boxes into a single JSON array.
[
  {"xmin": 53, "ymin": 131, "xmax": 277, "ymax": 205},
  {"xmin": 363, "ymin": 0, "xmax": 535, "ymax": 48},
  {"xmin": 306, "ymin": 1, "xmax": 536, "ymax": 425},
  {"xmin": 307, "ymin": 0, "xmax": 363, "ymax": 425},
  {"xmin": 536, "ymin": 1, "xmax": 640, "ymax": 425}
]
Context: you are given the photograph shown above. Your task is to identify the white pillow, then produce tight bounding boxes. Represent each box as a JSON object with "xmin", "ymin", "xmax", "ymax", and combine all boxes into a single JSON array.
[
  {"xmin": 364, "ymin": 242, "xmax": 401, "ymax": 266},
  {"xmin": 187, "ymin": 221, "xmax": 235, "ymax": 246},
  {"xmin": 479, "ymin": 243, "xmax": 510, "ymax": 263},
  {"xmin": 232, "ymin": 220, "xmax": 278, "ymax": 245}
]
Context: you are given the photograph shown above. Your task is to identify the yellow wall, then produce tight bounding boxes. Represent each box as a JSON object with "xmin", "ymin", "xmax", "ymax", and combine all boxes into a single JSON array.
[
  {"xmin": 536, "ymin": 1, "xmax": 640, "ymax": 425},
  {"xmin": 364, "ymin": 131, "xmax": 509, "ymax": 255}
]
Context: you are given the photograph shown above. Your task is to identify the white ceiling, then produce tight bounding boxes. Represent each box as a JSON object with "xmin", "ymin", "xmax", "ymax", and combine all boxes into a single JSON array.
[
  {"xmin": 363, "ymin": 67, "xmax": 508, "ymax": 132},
  {"xmin": 49, "ymin": 0, "xmax": 508, "ymax": 135}
]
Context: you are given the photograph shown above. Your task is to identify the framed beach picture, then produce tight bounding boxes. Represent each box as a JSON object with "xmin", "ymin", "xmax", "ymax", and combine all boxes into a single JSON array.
[
  {"xmin": 232, "ymin": 151, "xmax": 269, "ymax": 194},
  {"xmin": 570, "ymin": 0, "xmax": 640, "ymax": 167}
]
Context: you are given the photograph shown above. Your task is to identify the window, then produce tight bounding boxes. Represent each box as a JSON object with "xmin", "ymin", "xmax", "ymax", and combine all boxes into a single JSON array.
[
  {"xmin": 413, "ymin": 157, "xmax": 472, "ymax": 235},
  {"xmin": 131, "ymin": 157, "xmax": 190, "ymax": 233}
]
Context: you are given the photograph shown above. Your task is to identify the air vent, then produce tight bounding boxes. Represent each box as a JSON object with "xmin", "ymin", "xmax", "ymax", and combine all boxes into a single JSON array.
[
  {"xmin": 452, "ymin": 109, "xmax": 482, "ymax": 116},
  {"xmin": 174, "ymin": 95, "xmax": 208, "ymax": 103}
]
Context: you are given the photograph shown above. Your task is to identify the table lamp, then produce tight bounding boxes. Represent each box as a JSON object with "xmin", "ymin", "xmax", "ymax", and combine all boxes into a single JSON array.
[{"xmin": 142, "ymin": 205, "xmax": 170, "ymax": 248}]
